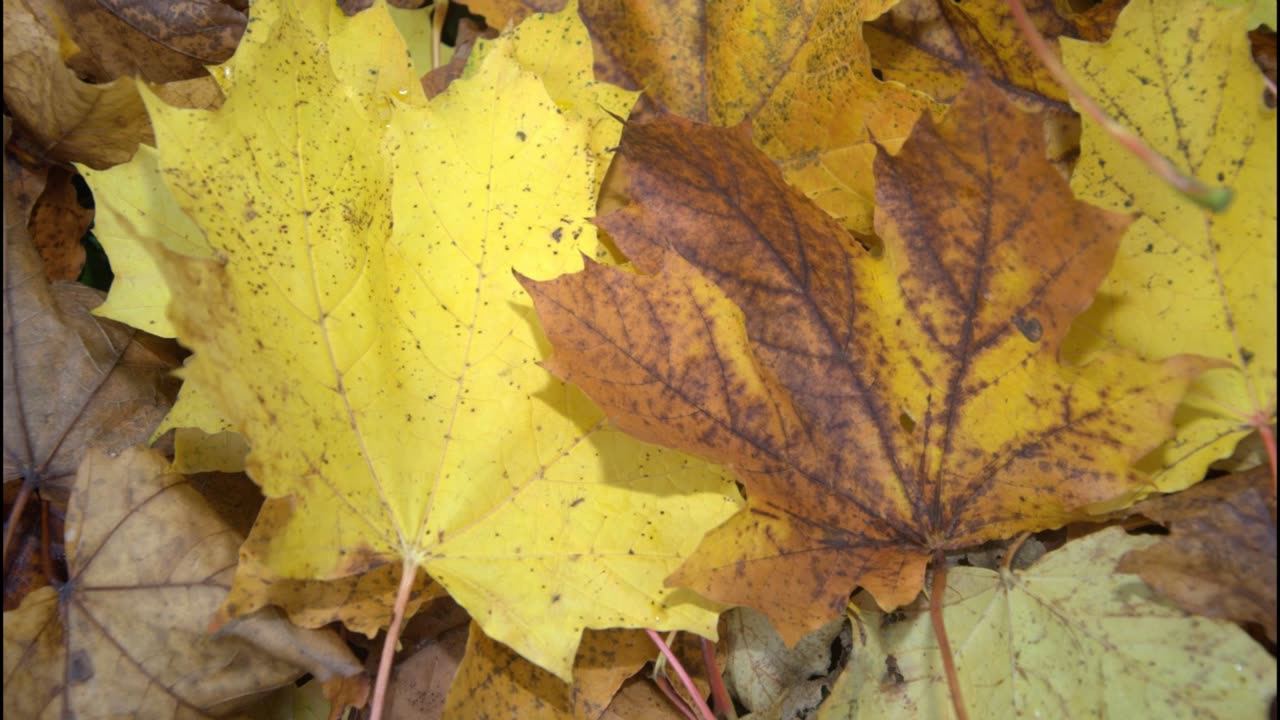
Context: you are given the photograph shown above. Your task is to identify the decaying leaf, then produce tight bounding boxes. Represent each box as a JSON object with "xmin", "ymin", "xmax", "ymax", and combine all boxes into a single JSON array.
[
  {"xmin": 2, "ymin": 0, "xmax": 152, "ymax": 169},
  {"xmin": 28, "ymin": 167, "xmax": 91, "ymax": 282},
  {"xmin": 386, "ymin": 621, "xmax": 468, "ymax": 720},
  {"xmin": 444, "ymin": 627, "xmax": 652, "ymax": 719},
  {"xmin": 116, "ymin": 0, "xmax": 739, "ymax": 681},
  {"xmin": 57, "ymin": 0, "xmax": 247, "ymax": 83},
  {"xmin": 2, "ymin": 446, "xmax": 362, "ymax": 719},
  {"xmin": 1062, "ymin": 0, "xmax": 1277, "ymax": 491},
  {"xmin": 1119, "ymin": 466, "xmax": 1277, "ymax": 642},
  {"xmin": 599, "ymin": 675, "xmax": 686, "ymax": 720},
  {"xmin": 4, "ymin": 125, "xmax": 179, "ymax": 503},
  {"xmin": 525, "ymin": 79, "xmax": 1204, "ymax": 643},
  {"xmin": 817, "ymin": 528, "xmax": 1276, "ymax": 719}
]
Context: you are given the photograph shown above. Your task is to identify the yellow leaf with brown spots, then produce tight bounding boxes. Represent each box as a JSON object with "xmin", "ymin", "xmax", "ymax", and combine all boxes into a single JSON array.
[
  {"xmin": 525, "ymin": 79, "xmax": 1205, "ymax": 643},
  {"xmin": 126, "ymin": 0, "xmax": 739, "ymax": 681},
  {"xmin": 1062, "ymin": 0, "xmax": 1277, "ymax": 490}
]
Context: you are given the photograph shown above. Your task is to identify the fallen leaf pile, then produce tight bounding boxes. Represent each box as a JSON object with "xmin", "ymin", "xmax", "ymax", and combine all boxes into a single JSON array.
[{"xmin": 2, "ymin": 0, "xmax": 1275, "ymax": 718}]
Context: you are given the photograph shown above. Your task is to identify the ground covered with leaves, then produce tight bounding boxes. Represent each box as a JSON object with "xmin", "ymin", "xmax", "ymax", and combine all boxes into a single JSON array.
[{"xmin": 2, "ymin": 0, "xmax": 1276, "ymax": 718}]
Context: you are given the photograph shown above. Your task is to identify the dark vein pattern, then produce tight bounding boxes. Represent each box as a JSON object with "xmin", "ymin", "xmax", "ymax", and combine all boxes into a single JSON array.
[{"xmin": 527, "ymin": 78, "xmax": 1201, "ymax": 642}]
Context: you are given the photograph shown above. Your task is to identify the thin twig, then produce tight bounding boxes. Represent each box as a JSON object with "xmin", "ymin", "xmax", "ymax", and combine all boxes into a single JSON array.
[
  {"xmin": 646, "ymin": 628, "xmax": 716, "ymax": 720},
  {"xmin": 929, "ymin": 553, "xmax": 969, "ymax": 720},
  {"xmin": 701, "ymin": 637, "xmax": 737, "ymax": 719},
  {"xmin": 369, "ymin": 560, "xmax": 418, "ymax": 720},
  {"xmin": 1006, "ymin": 0, "xmax": 1233, "ymax": 211}
]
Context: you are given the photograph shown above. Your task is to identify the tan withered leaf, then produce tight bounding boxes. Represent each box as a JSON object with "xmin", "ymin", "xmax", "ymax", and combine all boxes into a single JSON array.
[
  {"xmin": 1119, "ymin": 466, "xmax": 1277, "ymax": 642},
  {"xmin": 524, "ymin": 79, "xmax": 1205, "ymax": 642},
  {"xmin": 444, "ymin": 626, "xmax": 652, "ymax": 720},
  {"xmin": 58, "ymin": 0, "xmax": 246, "ymax": 83},
  {"xmin": 2, "ymin": 0, "xmax": 152, "ymax": 169},
  {"xmin": 28, "ymin": 166, "xmax": 91, "ymax": 282},
  {"xmin": 3, "ymin": 124, "xmax": 179, "ymax": 503},
  {"xmin": 1, "ymin": 447, "xmax": 362, "ymax": 719}
]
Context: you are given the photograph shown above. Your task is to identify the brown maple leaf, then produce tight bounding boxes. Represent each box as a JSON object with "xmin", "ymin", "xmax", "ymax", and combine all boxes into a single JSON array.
[
  {"xmin": 1119, "ymin": 466, "xmax": 1277, "ymax": 642},
  {"xmin": 523, "ymin": 78, "xmax": 1208, "ymax": 642}
]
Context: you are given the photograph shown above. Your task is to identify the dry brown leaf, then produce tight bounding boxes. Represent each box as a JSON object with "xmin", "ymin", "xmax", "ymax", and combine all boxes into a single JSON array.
[
  {"xmin": 599, "ymin": 676, "xmax": 686, "ymax": 720},
  {"xmin": 1, "ymin": 446, "xmax": 362, "ymax": 718},
  {"xmin": 387, "ymin": 623, "xmax": 468, "ymax": 720},
  {"xmin": 4, "ymin": 123, "xmax": 179, "ymax": 506},
  {"xmin": 444, "ymin": 626, "xmax": 654, "ymax": 720},
  {"xmin": 1119, "ymin": 466, "xmax": 1278, "ymax": 642},
  {"xmin": 28, "ymin": 166, "xmax": 90, "ymax": 281},
  {"xmin": 2, "ymin": 0, "xmax": 153, "ymax": 169},
  {"xmin": 57, "ymin": 0, "xmax": 246, "ymax": 83}
]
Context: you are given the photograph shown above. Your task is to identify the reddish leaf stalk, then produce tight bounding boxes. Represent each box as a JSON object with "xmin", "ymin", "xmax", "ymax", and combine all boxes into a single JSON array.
[
  {"xmin": 1001, "ymin": 531, "xmax": 1032, "ymax": 572},
  {"xmin": 369, "ymin": 559, "xmax": 418, "ymax": 720},
  {"xmin": 929, "ymin": 554, "xmax": 969, "ymax": 720},
  {"xmin": 701, "ymin": 637, "xmax": 737, "ymax": 719},
  {"xmin": 654, "ymin": 674, "xmax": 700, "ymax": 720},
  {"xmin": 646, "ymin": 628, "xmax": 716, "ymax": 720},
  {"xmin": 1006, "ymin": 0, "xmax": 1233, "ymax": 211}
]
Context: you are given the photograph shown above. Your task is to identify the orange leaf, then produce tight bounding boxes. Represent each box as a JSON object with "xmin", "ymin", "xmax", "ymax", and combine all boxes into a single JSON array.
[{"xmin": 524, "ymin": 78, "xmax": 1208, "ymax": 642}]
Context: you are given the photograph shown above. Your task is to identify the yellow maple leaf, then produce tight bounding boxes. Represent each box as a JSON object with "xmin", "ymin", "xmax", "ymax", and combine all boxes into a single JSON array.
[
  {"xmin": 130, "ymin": 0, "xmax": 738, "ymax": 681},
  {"xmin": 1062, "ymin": 0, "xmax": 1277, "ymax": 490}
]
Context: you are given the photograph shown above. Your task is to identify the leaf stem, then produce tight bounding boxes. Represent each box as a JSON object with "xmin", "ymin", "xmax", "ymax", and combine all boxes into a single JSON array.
[
  {"xmin": 929, "ymin": 553, "xmax": 968, "ymax": 720},
  {"xmin": 1006, "ymin": 0, "xmax": 1233, "ymax": 211},
  {"xmin": 646, "ymin": 628, "xmax": 716, "ymax": 720},
  {"xmin": 701, "ymin": 637, "xmax": 737, "ymax": 719},
  {"xmin": 369, "ymin": 559, "xmax": 418, "ymax": 720},
  {"xmin": 1001, "ymin": 531, "xmax": 1032, "ymax": 572}
]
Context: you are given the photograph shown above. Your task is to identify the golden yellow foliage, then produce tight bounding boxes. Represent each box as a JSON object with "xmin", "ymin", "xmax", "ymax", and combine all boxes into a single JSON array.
[
  {"xmin": 1063, "ymin": 0, "xmax": 1277, "ymax": 490},
  {"xmin": 129, "ymin": 0, "xmax": 737, "ymax": 680}
]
